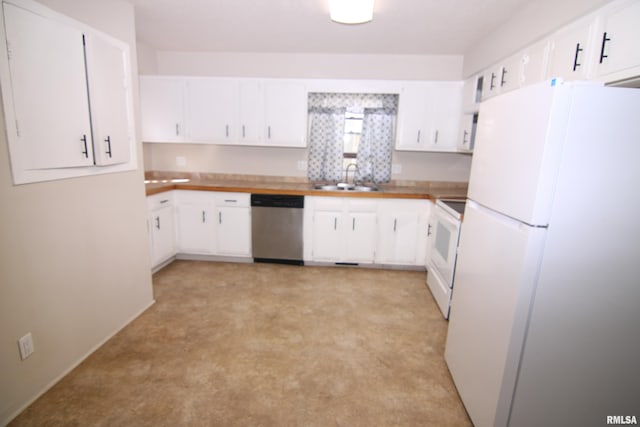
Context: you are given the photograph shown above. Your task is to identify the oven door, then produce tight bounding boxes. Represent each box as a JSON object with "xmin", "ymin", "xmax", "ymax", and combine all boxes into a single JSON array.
[{"xmin": 428, "ymin": 204, "xmax": 461, "ymax": 287}]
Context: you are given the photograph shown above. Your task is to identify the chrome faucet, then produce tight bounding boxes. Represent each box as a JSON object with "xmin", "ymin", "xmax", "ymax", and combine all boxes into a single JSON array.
[{"xmin": 345, "ymin": 162, "xmax": 359, "ymax": 184}]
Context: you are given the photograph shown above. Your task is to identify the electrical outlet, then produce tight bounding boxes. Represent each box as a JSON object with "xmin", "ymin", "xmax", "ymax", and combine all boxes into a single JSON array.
[
  {"xmin": 18, "ymin": 333, "xmax": 34, "ymax": 360},
  {"xmin": 392, "ymin": 164, "xmax": 402, "ymax": 174},
  {"xmin": 297, "ymin": 160, "xmax": 307, "ymax": 171}
]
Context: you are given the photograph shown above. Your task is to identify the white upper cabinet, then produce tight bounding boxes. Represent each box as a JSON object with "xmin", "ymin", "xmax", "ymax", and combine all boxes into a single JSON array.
[
  {"xmin": 140, "ymin": 77, "xmax": 185, "ymax": 142},
  {"xmin": 592, "ymin": 0, "xmax": 640, "ymax": 82},
  {"xmin": 520, "ymin": 40, "xmax": 549, "ymax": 87},
  {"xmin": 84, "ymin": 34, "xmax": 132, "ymax": 166},
  {"xmin": 396, "ymin": 82, "xmax": 463, "ymax": 152},
  {"xmin": 263, "ymin": 81, "xmax": 307, "ymax": 147},
  {"xmin": 140, "ymin": 76, "xmax": 308, "ymax": 147},
  {"xmin": 184, "ymin": 78, "xmax": 238, "ymax": 143},
  {"xmin": 0, "ymin": 0, "xmax": 136, "ymax": 184},
  {"xmin": 3, "ymin": 3, "xmax": 93, "ymax": 170},
  {"xmin": 546, "ymin": 17, "xmax": 596, "ymax": 81}
]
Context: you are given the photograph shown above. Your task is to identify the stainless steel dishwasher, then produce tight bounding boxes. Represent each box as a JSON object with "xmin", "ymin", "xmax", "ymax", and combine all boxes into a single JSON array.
[{"xmin": 251, "ymin": 194, "xmax": 304, "ymax": 265}]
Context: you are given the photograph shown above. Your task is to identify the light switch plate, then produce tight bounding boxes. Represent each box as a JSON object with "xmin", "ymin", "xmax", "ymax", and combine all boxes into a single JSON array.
[{"xmin": 18, "ymin": 333, "xmax": 34, "ymax": 360}]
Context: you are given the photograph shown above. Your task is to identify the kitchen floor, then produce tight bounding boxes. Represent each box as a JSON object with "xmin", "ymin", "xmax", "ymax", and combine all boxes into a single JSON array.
[{"xmin": 10, "ymin": 261, "xmax": 471, "ymax": 426}]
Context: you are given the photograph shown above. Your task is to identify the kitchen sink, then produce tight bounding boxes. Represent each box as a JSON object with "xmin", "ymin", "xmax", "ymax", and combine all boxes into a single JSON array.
[{"xmin": 313, "ymin": 183, "xmax": 379, "ymax": 192}]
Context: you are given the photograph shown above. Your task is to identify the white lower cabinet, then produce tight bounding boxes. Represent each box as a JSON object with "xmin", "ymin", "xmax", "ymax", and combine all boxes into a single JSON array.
[
  {"xmin": 214, "ymin": 194, "xmax": 252, "ymax": 257},
  {"xmin": 308, "ymin": 197, "xmax": 377, "ymax": 264},
  {"xmin": 305, "ymin": 196, "xmax": 430, "ymax": 266},
  {"xmin": 375, "ymin": 199, "xmax": 430, "ymax": 266},
  {"xmin": 147, "ymin": 193, "xmax": 176, "ymax": 269},
  {"xmin": 174, "ymin": 190, "xmax": 216, "ymax": 254},
  {"xmin": 149, "ymin": 191, "xmax": 251, "ymax": 270}
]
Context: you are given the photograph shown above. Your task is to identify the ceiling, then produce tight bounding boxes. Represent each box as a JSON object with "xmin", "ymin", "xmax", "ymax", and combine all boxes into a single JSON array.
[{"xmin": 129, "ymin": 0, "xmax": 533, "ymax": 55}]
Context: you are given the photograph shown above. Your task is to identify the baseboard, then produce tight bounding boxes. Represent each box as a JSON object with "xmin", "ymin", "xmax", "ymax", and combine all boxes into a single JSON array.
[{"xmin": 2, "ymin": 299, "xmax": 156, "ymax": 426}]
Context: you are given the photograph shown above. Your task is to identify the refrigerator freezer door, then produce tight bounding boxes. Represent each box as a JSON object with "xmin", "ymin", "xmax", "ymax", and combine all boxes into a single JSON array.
[
  {"xmin": 445, "ymin": 201, "xmax": 546, "ymax": 427},
  {"xmin": 468, "ymin": 81, "xmax": 576, "ymax": 226}
]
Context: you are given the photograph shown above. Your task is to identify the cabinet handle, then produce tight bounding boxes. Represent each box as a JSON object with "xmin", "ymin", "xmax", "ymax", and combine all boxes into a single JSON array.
[
  {"xmin": 224, "ymin": 199, "xmax": 237, "ymax": 203},
  {"xmin": 417, "ymin": 130, "xmax": 421, "ymax": 143},
  {"xmin": 104, "ymin": 136, "xmax": 112, "ymax": 158},
  {"xmin": 155, "ymin": 216, "xmax": 160, "ymax": 229},
  {"xmin": 352, "ymin": 217, "xmax": 355, "ymax": 231},
  {"xmin": 225, "ymin": 124, "xmax": 229, "ymax": 137},
  {"xmin": 268, "ymin": 126, "xmax": 271, "ymax": 139},
  {"xmin": 160, "ymin": 199, "xmax": 169, "ymax": 204},
  {"xmin": 334, "ymin": 217, "xmax": 337, "ymax": 230},
  {"xmin": 572, "ymin": 43, "xmax": 583, "ymax": 71},
  {"xmin": 463, "ymin": 130, "xmax": 469, "ymax": 145},
  {"xmin": 219, "ymin": 212, "xmax": 222, "ymax": 224},
  {"xmin": 490, "ymin": 72, "xmax": 496, "ymax": 90},
  {"xmin": 242, "ymin": 125, "xmax": 246, "ymax": 138},
  {"xmin": 434, "ymin": 130, "xmax": 439, "ymax": 144},
  {"xmin": 428, "ymin": 224, "xmax": 432, "ymax": 236},
  {"xmin": 202, "ymin": 210, "xmax": 206, "ymax": 223},
  {"xmin": 81, "ymin": 134, "xmax": 88, "ymax": 158},
  {"xmin": 393, "ymin": 218, "xmax": 397, "ymax": 232},
  {"xmin": 175, "ymin": 123, "xmax": 180, "ymax": 136},
  {"xmin": 500, "ymin": 68, "xmax": 507, "ymax": 87},
  {"xmin": 599, "ymin": 32, "xmax": 610, "ymax": 64}
]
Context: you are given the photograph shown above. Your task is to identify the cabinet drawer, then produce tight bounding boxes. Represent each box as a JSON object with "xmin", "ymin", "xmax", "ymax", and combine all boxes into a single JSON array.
[
  {"xmin": 214, "ymin": 192, "xmax": 250, "ymax": 207},
  {"xmin": 173, "ymin": 190, "xmax": 214, "ymax": 205},
  {"xmin": 147, "ymin": 192, "xmax": 174, "ymax": 210}
]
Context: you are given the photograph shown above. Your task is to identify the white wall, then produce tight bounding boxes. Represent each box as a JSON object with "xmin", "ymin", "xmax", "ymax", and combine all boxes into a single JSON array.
[
  {"xmin": 463, "ymin": 0, "xmax": 615, "ymax": 77},
  {"xmin": 0, "ymin": 1, "xmax": 154, "ymax": 424},
  {"xmin": 143, "ymin": 51, "xmax": 472, "ymax": 182}
]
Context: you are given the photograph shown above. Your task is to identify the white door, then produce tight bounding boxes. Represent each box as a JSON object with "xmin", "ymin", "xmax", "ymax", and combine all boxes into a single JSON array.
[
  {"xmin": 3, "ymin": 3, "xmax": 93, "ymax": 169},
  {"xmin": 84, "ymin": 34, "xmax": 131, "ymax": 166},
  {"xmin": 216, "ymin": 207, "xmax": 251, "ymax": 256},
  {"xmin": 445, "ymin": 201, "xmax": 546, "ymax": 427},
  {"xmin": 150, "ymin": 206, "xmax": 176, "ymax": 266},
  {"xmin": 346, "ymin": 212, "xmax": 376, "ymax": 263},
  {"xmin": 396, "ymin": 84, "xmax": 432, "ymax": 151},
  {"xmin": 264, "ymin": 81, "xmax": 307, "ymax": 147},
  {"xmin": 140, "ymin": 77, "xmax": 185, "ymax": 142},
  {"xmin": 312, "ymin": 210, "xmax": 343, "ymax": 261},
  {"xmin": 238, "ymin": 80, "xmax": 263, "ymax": 144},
  {"xmin": 177, "ymin": 204, "xmax": 215, "ymax": 254},
  {"xmin": 185, "ymin": 78, "xmax": 238, "ymax": 143},
  {"xmin": 547, "ymin": 18, "xmax": 594, "ymax": 81},
  {"xmin": 593, "ymin": 0, "xmax": 640, "ymax": 78}
]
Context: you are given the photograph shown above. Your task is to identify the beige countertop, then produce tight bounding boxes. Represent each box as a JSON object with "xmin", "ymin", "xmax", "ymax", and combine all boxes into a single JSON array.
[{"xmin": 144, "ymin": 172, "xmax": 468, "ymax": 201}]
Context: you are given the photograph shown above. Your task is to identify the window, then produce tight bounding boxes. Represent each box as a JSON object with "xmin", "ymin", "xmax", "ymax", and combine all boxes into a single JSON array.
[{"xmin": 307, "ymin": 93, "xmax": 398, "ymax": 183}]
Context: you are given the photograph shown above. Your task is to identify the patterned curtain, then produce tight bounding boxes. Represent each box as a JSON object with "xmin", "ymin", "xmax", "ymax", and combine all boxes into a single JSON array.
[
  {"xmin": 307, "ymin": 107, "xmax": 346, "ymax": 181},
  {"xmin": 357, "ymin": 108, "xmax": 395, "ymax": 183}
]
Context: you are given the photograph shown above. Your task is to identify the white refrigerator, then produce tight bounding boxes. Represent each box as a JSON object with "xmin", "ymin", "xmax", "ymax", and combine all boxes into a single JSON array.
[{"xmin": 445, "ymin": 80, "xmax": 640, "ymax": 427}]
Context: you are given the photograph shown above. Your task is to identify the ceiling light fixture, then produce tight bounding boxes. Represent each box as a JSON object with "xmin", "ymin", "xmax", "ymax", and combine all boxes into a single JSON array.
[{"xmin": 329, "ymin": 0, "xmax": 375, "ymax": 24}]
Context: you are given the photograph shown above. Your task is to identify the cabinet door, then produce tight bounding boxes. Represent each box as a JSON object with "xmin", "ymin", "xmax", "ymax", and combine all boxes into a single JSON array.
[
  {"xmin": 185, "ymin": 78, "xmax": 238, "ymax": 143},
  {"xmin": 140, "ymin": 77, "xmax": 185, "ymax": 142},
  {"xmin": 458, "ymin": 113, "xmax": 476, "ymax": 152},
  {"xmin": 263, "ymin": 81, "xmax": 307, "ymax": 147},
  {"xmin": 498, "ymin": 55, "xmax": 523, "ymax": 93},
  {"xmin": 238, "ymin": 80, "xmax": 263, "ymax": 144},
  {"xmin": 430, "ymin": 83, "xmax": 463, "ymax": 151},
  {"xmin": 84, "ymin": 34, "xmax": 132, "ymax": 166},
  {"xmin": 593, "ymin": 0, "xmax": 640, "ymax": 80},
  {"xmin": 547, "ymin": 18, "xmax": 595, "ymax": 81},
  {"xmin": 215, "ymin": 207, "xmax": 251, "ymax": 256},
  {"xmin": 150, "ymin": 206, "xmax": 176, "ymax": 267},
  {"xmin": 346, "ymin": 212, "xmax": 377, "ymax": 263},
  {"xmin": 396, "ymin": 84, "xmax": 432, "ymax": 151},
  {"xmin": 176, "ymin": 204, "xmax": 215, "ymax": 254},
  {"xmin": 392, "ymin": 211, "xmax": 421, "ymax": 265},
  {"xmin": 311, "ymin": 210, "xmax": 343, "ymax": 261},
  {"xmin": 520, "ymin": 40, "xmax": 549, "ymax": 87},
  {"xmin": 3, "ymin": 3, "xmax": 94, "ymax": 169},
  {"xmin": 481, "ymin": 67, "xmax": 501, "ymax": 101}
]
